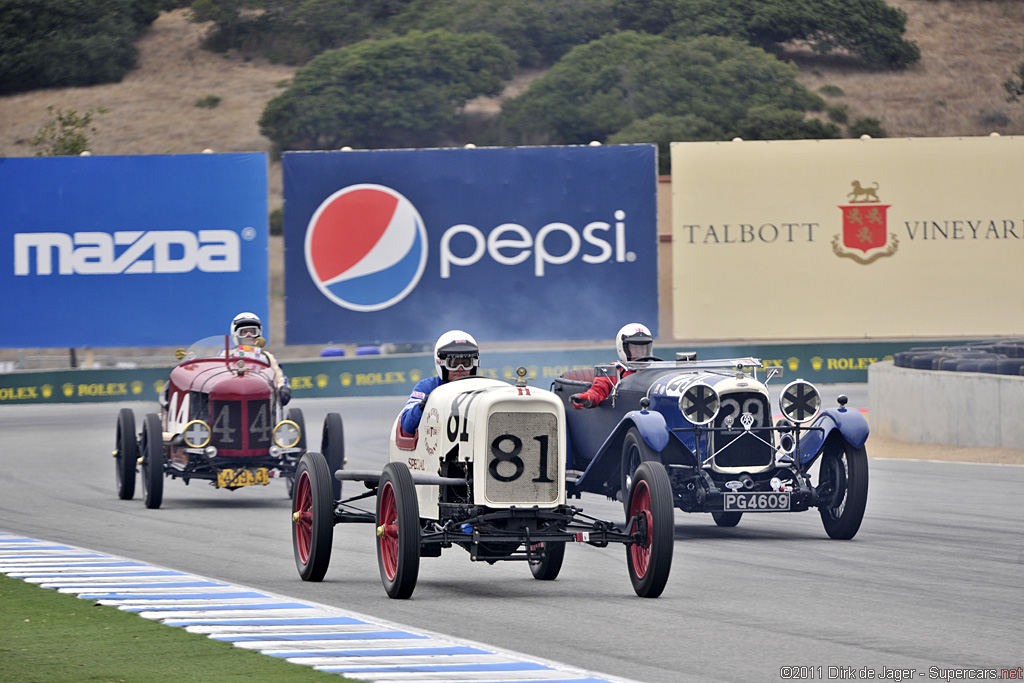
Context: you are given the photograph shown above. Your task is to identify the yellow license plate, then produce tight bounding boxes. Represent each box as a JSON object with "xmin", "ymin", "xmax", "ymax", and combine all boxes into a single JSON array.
[{"xmin": 216, "ymin": 468, "xmax": 270, "ymax": 488}]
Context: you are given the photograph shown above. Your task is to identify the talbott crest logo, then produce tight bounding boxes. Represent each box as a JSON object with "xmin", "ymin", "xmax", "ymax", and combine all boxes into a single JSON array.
[
  {"xmin": 832, "ymin": 180, "xmax": 898, "ymax": 264},
  {"xmin": 305, "ymin": 184, "xmax": 428, "ymax": 311}
]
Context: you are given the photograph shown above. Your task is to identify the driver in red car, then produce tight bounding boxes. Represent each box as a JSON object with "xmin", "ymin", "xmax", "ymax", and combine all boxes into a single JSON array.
[
  {"xmin": 571, "ymin": 323, "xmax": 654, "ymax": 409},
  {"xmin": 228, "ymin": 311, "xmax": 291, "ymax": 406},
  {"xmin": 400, "ymin": 330, "xmax": 480, "ymax": 433}
]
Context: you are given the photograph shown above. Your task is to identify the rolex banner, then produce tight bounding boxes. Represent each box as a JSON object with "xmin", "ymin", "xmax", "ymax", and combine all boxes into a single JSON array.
[{"xmin": 671, "ymin": 136, "xmax": 1024, "ymax": 340}]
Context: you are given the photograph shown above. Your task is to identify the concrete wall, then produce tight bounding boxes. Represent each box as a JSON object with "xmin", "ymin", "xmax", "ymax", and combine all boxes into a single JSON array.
[{"xmin": 868, "ymin": 361, "xmax": 1024, "ymax": 447}]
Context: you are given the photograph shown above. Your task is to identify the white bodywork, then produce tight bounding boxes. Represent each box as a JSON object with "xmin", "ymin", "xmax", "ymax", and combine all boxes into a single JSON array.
[{"xmin": 389, "ymin": 377, "xmax": 567, "ymax": 520}]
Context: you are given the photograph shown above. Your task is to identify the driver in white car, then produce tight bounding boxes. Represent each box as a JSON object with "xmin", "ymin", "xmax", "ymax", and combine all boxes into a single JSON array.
[
  {"xmin": 399, "ymin": 330, "xmax": 480, "ymax": 433},
  {"xmin": 570, "ymin": 322, "xmax": 654, "ymax": 409}
]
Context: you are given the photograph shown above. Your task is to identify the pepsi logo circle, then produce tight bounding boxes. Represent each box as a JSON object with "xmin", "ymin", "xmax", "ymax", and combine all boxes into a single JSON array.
[{"xmin": 305, "ymin": 184, "xmax": 428, "ymax": 312}]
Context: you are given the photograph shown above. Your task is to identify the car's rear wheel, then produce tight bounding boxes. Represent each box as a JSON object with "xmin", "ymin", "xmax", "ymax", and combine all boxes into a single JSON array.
[
  {"xmin": 626, "ymin": 461, "xmax": 673, "ymax": 598},
  {"xmin": 620, "ymin": 427, "xmax": 660, "ymax": 518},
  {"xmin": 283, "ymin": 407, "xmax": 307, "ymax": 498},
  {"xmin": 291, "ymin": 452, "xmax": 334, "ymax": 581},
  {"xmin": 115, "ymin": 408, "xmax": 137, "ymax": 500},
  {"xmin": 528, "ymin": 541, "xmax": 565, "ymax": 581},
  {"xmin": 322, "ymin": 412, "xmax": 345, "ymax": 500},
  {"xmin": 711, "ymin": 511, "xmax": 743, "ymax": 527},
  {"xmin": 817, "ymin": 440, "xmax": 869, "ymax": 540},
  {"xmin": 376, "ymin": 462, "xmax": 420, "ymax": 599},
  {"xmin": 140, "ymin": 413, "xmax": 164, "ymax": 510}
]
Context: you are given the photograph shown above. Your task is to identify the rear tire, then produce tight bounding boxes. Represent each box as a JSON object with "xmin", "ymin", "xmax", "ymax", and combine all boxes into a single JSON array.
[
  {"xmin": 625, "ymin": 461, "xmax": 673, "ymax": 598},
  {"xmin": 291, "ymin": 452, "xmax": 334, "ymax": 581},
  {"xmin": 620, "ymin": 427, "xmax": 659, "ymax": 518},
  {"xmin": 322, "ymin": 412, "xmax": 345, "ymax": 500},
  {"xmin": 529, "ymin": 541, "xmax": 565, "ymax": 581},
  {"xmin": 115, "ymin": 409, "xmax": 137, "ymax": 500},
  {"xmin": 140, "ymin": 413, "xmax": 164, "ymax": 510},
  {"xmin": 818, "ymin": 440, "xmax": 869, "ymax": 540},
  {"xmin": 711, "ymin": 511, "xmax": 742, "ymax": 527},
  {"xmin": 376, "ymin": 462, "xmax": 420, "ymax": 599}
]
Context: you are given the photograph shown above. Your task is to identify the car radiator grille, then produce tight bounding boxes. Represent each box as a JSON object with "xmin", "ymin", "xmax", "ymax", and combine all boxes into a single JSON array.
[
  {"xmin": 712, "ymin": 391, "xmax": 774, "ymax": 469},
  {"xmin": 484, "ymin": 412, "xmax": 559, "ymax": 504},
  {"xmin": 209, "ymin": 399, "xmax": 272, "ymax": 451}
]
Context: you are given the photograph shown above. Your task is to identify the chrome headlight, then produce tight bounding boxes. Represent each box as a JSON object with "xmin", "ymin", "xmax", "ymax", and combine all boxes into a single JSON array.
[
  {"xmin": 273, "ymin": 419, "xmax": 301, "ymax": 448},
  {"xmin": 182, "ymin": 420, "xmax": 211, "ymax": 448},
  {"xmin": 779, "ymin": 380, "xmax": 821, "ymax": 423},
  {"xmin": 678, "ymin": 382, "xmax": 720, "ymax": 426}
]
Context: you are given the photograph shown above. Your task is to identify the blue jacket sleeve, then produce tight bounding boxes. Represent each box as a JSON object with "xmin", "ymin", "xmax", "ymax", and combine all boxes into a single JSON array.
[{"xmin": 400, "ymin": 377, "xmax": 441, "ymax": 433}]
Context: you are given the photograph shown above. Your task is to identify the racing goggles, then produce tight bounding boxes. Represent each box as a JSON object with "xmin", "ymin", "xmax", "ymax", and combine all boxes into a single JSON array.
[
  {"xmin": 235, "ymin": 326, "xmax": 260, "ymax": 339},
  {"xmin": 441, "ymin": 354, "xmax": 479, "ymax": 371}
]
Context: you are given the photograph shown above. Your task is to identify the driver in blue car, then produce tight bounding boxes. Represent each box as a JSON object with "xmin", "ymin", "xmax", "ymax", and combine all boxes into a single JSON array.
[
  {"xmin": 228, "ymin": 311, "xmax": 292, "ymax": 406},
  {"xmin": 571, "ymin": 323, "xmax": 654, "ymax": 409},
  {"xmin": 400, "ymin": 330, "xmax": 480, "ymax": 433}
]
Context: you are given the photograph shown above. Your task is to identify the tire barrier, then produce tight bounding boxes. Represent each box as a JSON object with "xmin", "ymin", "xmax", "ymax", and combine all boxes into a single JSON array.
[{"xmin": 893, "ymin": 338, "xmax": 1024, "ymax": 377}]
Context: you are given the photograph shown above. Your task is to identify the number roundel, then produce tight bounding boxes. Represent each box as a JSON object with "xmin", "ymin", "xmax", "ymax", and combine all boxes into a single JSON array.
[
  {"xmin": 779, "ymin": 380, "xmax": 821, "ymax": 423},
  {"xmin": 679, "ymin": 382, "xmax": 720, "ymax": 426}
]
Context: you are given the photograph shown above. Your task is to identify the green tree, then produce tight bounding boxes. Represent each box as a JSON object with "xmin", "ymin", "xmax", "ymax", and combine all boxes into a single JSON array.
[
  {"xmin": 259, "ymin": 30, "xmax": 516, "ymax": 150},
  {"xmin": 30, "ymin": 106, "xmax": 111, "ymax": 156},
  {"xmin": 621, "ymin": 0, "xmax": 920, "ymax": 69},
  {"xmin": 609, "ymin": 114, "xmax": 725, "ymax": 175},
  {"xmin": 0, "ymin": 0, "xmax": 164, "ymax": 94},
  {"xmin": 502, "ymin": 32, "xmax": 825, "ymax": 146}
]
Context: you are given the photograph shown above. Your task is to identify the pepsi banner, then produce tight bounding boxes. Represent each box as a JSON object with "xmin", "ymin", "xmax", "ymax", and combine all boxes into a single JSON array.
[
  {"xmin": 0, "ymin": 154, "xmax": 268, "ymax": 348},
  {"xmin": 283, "ymin": 145, "xmax": 658, "ymax": 344}
]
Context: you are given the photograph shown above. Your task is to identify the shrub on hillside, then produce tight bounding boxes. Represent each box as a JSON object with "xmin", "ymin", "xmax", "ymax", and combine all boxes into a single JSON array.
[
  {"xmin": 0, "ymin": 0, "xmax": 168, "ymax": 94},
  {"xmin": 258, "ymin": 30, "xmax": 516, "ymax": 150}
]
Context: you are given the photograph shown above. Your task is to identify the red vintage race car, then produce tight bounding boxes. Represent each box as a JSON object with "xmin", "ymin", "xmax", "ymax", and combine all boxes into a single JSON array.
[{"xmin": 114, "ymin": 335, "xmax": 306, "ymax": 509}]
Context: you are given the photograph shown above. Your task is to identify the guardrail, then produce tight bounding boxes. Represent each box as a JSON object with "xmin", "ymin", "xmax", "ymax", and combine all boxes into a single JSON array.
[{"xmin": 0, "ymin": 339, "xmax": 968, "ymax": 405}]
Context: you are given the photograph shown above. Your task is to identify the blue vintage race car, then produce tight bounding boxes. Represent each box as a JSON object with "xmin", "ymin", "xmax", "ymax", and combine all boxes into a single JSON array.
[{"xmin": 552, "ymin": 355, "xmax": 869, "ymax": 539}]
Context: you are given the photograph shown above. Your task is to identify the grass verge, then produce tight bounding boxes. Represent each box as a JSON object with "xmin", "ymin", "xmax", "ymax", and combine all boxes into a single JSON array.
[{"xmin": 0, "ymin": 574, "xmax": 359, "ymax": 683}]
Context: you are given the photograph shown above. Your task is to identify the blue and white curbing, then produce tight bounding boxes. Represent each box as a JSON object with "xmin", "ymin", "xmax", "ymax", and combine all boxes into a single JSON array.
[{"xmin": 0, "ymin": 532, "xmax": 639, "ymax": 683}]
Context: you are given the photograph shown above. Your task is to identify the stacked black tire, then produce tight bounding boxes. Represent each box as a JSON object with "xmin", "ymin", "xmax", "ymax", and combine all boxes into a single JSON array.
[{"xmin": 894, "ymin": 338, "xmax": 1024, "ymax": 376}]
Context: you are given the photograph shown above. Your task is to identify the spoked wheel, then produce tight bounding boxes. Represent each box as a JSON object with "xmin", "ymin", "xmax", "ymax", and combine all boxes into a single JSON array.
[
  {"xmin": 620, "ymin": 427, "xmax": 660, "ymax": 518},
  {"xmin": 291, "ymin": 452, "xmax": 334, "ymax": 581},
  {"xmin": 284, "ymin": 407, "xmax": 307, "ymax": 498},
  {"xmin": 817, "ymin": 440, "xmax": 869, "ymax": 540},
  {"xmin": 115, "ymin": 408, "xmax": 137, "ymax": 500},
  {"xmin": 140, "ymin": 413, "xmax": 164, "ymax": 510},
  {"xmin": 625, "ymin": 461, "xmax": 673, "ymax": 598},
  {"xmin": 528, "ymin": 541, "xmax": 566, "ymax": 581},
  {"xmin": 321, "ymin": 412, "xmax": 345, "ymax": 500},
  {"xmin": 711, "ymin": 511, "xmax": 742, "ymax": 527},
  {"xmin": 376, "ymin": 462, "xmax": 420, "ymax": 599}
]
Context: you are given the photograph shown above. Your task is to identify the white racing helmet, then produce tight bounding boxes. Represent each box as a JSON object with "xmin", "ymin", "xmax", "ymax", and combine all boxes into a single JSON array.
[
  {"xmin": 434, "ymin": 330, "xmax": 479, "ymax": 380},
  {"xmin": 231, "ymin": 312, "xmax": 263, "ymax": 347},
  {"xmin": 616, "ymin": 323, "xmax": 654, "ymax": 362}
]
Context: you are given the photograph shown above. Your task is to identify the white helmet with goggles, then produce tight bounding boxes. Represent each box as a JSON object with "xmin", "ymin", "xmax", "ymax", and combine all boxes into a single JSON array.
[
  {"xmin": 434, "ymin": 330, "xmax": 479, "ymax": 380},
  {"xmin": 231, "ymin": 312, "xmax": 263, "ymax": 347},
  {"xmin": 616, "ymin": 323, "xmax": 654, "ymax": 362}
]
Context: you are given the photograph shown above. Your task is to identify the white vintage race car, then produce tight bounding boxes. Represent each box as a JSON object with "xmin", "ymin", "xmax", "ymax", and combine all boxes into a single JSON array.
[{"xmin": 290, "ymin": 368, "xmax": 673, "ymax": 599}]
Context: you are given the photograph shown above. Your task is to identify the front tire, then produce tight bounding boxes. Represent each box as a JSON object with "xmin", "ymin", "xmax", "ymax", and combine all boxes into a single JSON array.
[
  {"xmin": 376, "ymin": 462, "xmax": 420, "ymax": 599},
  {"xmin": 817, "ymin": 440, "xmax": 869, "ymax": 540},
  {"xmin": 140, "ymin": 413, "xmax": 164, "ymax": 510},
  {"xmin": 620, "ymin": 427, "xmax": 660, "ymax": 518},
  {"xmin": 322, "ymin": 412, "xmax": 345, "ymax": 500},
  {"xmin": 626, "ymin": 461, "xmax": 673, "ymax": 598},
  {"xmin": 292, "ymin": 452, "xmax": 334, "ymax": 581},
  {"xmin": 529, "ymin": 541, "xmax": 565, "ymax": 581},
  {"xmin": 115, "ymin": 408, "xmax": 137, "ymax": 500}
]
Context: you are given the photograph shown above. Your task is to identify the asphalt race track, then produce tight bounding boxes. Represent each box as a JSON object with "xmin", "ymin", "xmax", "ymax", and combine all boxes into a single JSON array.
[{"xmin": 1, "ymin": 395, "xmax": 1022, "ymax": 683}]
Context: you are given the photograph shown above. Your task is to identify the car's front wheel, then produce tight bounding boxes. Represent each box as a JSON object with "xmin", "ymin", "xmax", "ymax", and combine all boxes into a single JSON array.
[
  {"xmin": 817, "ymin": 440, "xmax": 869, "ymax": 540},
  {"xmin": 115, "ymin": 408, "xmax": 137, "ymax": 500},
  {"xmin": 376, "ymin": 462, "xmax": 420, "ymax": 599},
  {"xmin": 140, "ymin": 413, "xmax": 164, "ymax": 510},
  {"xmin": 291, "ymin": 452, "xmax": 334, "ymax": 581},
  {"xmin": 625, "ymin": 461, "xmax": 673, "ymax": 598},
  {"xmin": 322, "ymin": 412, "xmax": 345, "ymax": 500}
]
